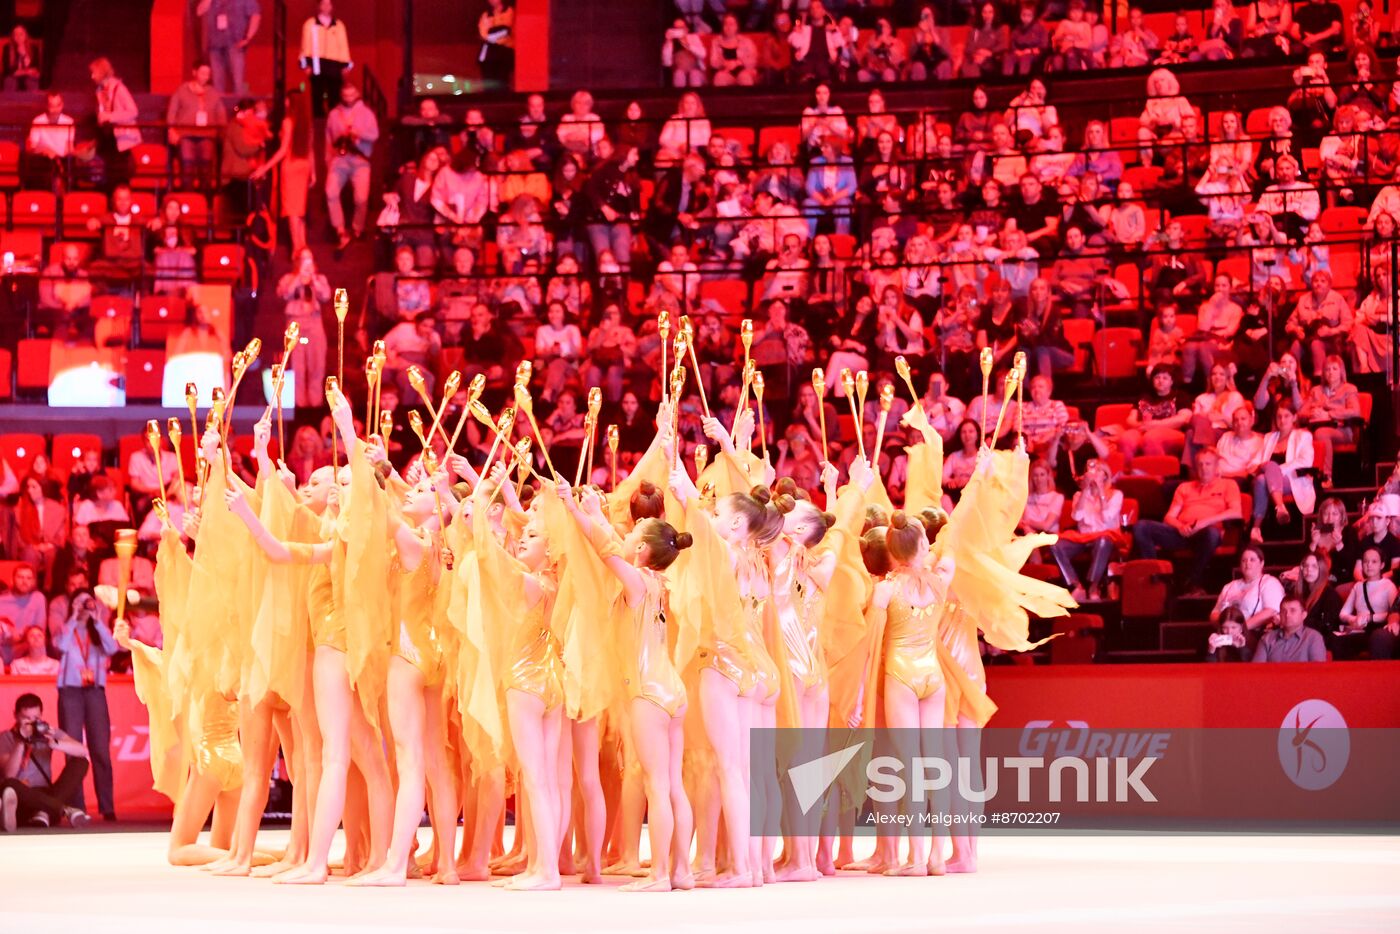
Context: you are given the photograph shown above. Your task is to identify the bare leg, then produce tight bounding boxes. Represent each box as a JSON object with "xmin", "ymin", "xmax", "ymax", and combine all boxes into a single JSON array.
[
  {"xmin": 666, "ymin": 709, "xmax": 694, "ymax": 890},
  {"xmin": 604, "ymin": 715, "xmax": 646, "ymax": 876},
  {"xmin": 462, "ymin": 765, "xmax": 504, "ymax": 879},
  {"xmin": 275, "ymin": 646, "xmax": 353, "ymax": 885},
  {"xmin": 882, "ymin": 678, "xmax": 930, "ymax": 875},
  {"xmin": 621, "ymin": 699, "xmax": 677, "ymax": 892},
  {"xmin": 422, "ymin": 685, "xmax": 460, "ymax": 884},
  {"xmin": 347, "ymin": 657, "xmax": 426, "ymax": 886},
  {"xmin": 698, "ymin": 668, "xmax": 752, "ymax": 887},
  {"xmin": 210, "ymin": 697, "xmax": 280, "ymax": 875},
  {"xmin": 345, "ymin": 694, "xmax": 394, "ymax": 877},
  {"xmin": 776, "ymin": 684, "xmax": 828, "ymax": 882},
  {"xmin": 503, "ymin": 690, "xmax": 563, "ymax": 890},
  {"xmin": 570, "ymin": 718, "xmax": 605, "ymax": 883},
  {"xmin": 944, "ymin": 713, "xmax": 981, "ymax": 874},
  {"xmin": 167, "ymin": 770, "xmax": 227, "ymax": 866}
]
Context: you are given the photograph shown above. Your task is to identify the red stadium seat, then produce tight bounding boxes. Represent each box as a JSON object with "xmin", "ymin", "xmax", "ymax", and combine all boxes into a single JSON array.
[
  {"xmin": 128, "ymin": 191, "xmax": 159, "ymax": 220},
  {"xmin": 139, "ymin": 294, "xmax": 185, "ymax": 344},
  {"xmin": 124, "ymin": 348, "xmax": 165, "ymax": 401},
  {"xmin": 201, "ymin": 243, "xmax": 244, "ymax": 284},
  {"xmin": 1131, "ymin": 454, "xmax": 1181, "ymax": 479},
  {"xmin": 0, "ymin": 141, "xmax": 19, "ymax": 189},
  {"xmin": 52, "ymin": 433, "xmax": 103, "ymax": 476},
  {"xmin": 1093, "ymin": 402, "xmax": 1134, "ymax": 432},
  {"xmin": 1092, "ymin": 327, "xmax": 1142, "ymax": 381},
  {"xmin": 130, "ymin": 143, "xmax": 168, "ymax": 191},
  {"xmin": 62, "ymin": 191, "xmax": 108, "ymax": 238},
  {"xmin": 15, "ymin": 337, "xmax": 51, "ymax": 395},
  {"xmin": 1062, "ymin": 318, "xmax": 1097, "ymax": 373},
  {"xmin": 8, "ymin": 189, "xmax": 56, "ymax": 228},
  {"xmin": 758, "ymin": 126, "xmax": 800, "ymax": 158},
  {"xmin": 167, "ymin": 192, "xmax": 209, "ymax": 228},
  {"xmin": 0, "ymin": 432, "xmax": 45, "ymax": 475}
]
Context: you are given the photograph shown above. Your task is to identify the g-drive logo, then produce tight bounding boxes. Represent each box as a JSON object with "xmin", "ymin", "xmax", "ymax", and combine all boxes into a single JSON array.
[{"xmin": 788, "ymin": 730, "xmax": 1160, "ymax": 815}]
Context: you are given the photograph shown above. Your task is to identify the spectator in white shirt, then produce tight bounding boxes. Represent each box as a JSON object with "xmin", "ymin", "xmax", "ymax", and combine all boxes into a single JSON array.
[
  {"xmin": 1183, "ymin": 274, "xmax": 1243, "ymax": 385},
  {"xmin": 1215, "ymin": 403, "xmax": 1264, "ymax": 480},
  {"xmin": 1020, "ymin": 458, "xmax": 1065, "ymax": 537},
  {"xmin": 24, "ymin": 92, "xmax": 74, "ymax": 190},
  {"xmin": 1256, "ymin": 155, "xmax": 1320, "ymax": 240},
  {"xmin": 8, "ymin": 625, "xmax": 59, "ymax": 676},
  {"xmin": 1050, "ymin": 459, "xmax": 1123, "ymax": 601},
  {"xmin": 72, "ymin": 476, "xmax": 130, "ymax": 527},
  {"xmin": 1211, "ymin": 544, "xmax": 1285, "ymax": 632}
]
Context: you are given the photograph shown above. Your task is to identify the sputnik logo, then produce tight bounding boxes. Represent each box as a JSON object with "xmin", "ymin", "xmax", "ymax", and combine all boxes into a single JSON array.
[
  {"xmin": 1277, "ymin": 700, "xmax": 1349, "ymax": 791},
  {"xmin": 787, "ymin": 742, "xmax": 865, "ymax": 815}
]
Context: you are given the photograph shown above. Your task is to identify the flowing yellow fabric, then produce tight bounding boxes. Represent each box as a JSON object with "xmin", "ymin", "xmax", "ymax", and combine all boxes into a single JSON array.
[
  {"xmin": 934, "ymin": 603, "xmax": 998, "ymax": 727},
  {"xmin": 938, "ymin": 448, "xmax": 1075, "ymax": 652},
  {"xmin": 606, "ymin": 435, "xmax": 671, "ymax": 528},
  {"xmin": 670, "ymin": 499, "xmax": 743, "ymax": 671},
  {"xmin": 133, "ymin": 528, "xmax": 189, "ymax": 803},
  {"xmin": 247, "ymin": 477, "xmax": 312, "ymax": 709},
  {"xmin": 344, "ymin": 438, "xmax": 392, "ymax": 728},
  {"xmin": 698, "ymin": 450, "xmax": 756, "ymax": 500},
  {"xmin": 821, "ymin": 486, "xmax": 879, "ymax": 728},
  {"xmin": 442, "ymin": 500, "xmax": 497, "ymax": 779},
  {"xmin": 903, "ymin": 437, "xmax": 945, "ymax": 515},
  {"xmin": 538, "ymin": 485, "xmax": 623, "ymax": 722},
  {"xmin": 178, "ymin": 467, "xmax": 252, "ymax": 702}
]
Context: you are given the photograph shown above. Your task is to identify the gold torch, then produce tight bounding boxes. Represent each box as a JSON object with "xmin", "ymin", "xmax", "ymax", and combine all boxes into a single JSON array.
[
  {"xmin": 694, "ymin": 442, "xmax": 709, "ymax": 478},
  {"xmin": 752, "ymin": 370, "xmax": 768, "ymax": 462},
  {"xmin": 978, "ymin": 346, "xmax": 994, "ymax": 445},
  {"xmin": 894, "ymin": 355, "xmax": 919, "ymax": 405},
  {"xmin": 1013, "ymin": 351, "xmax": 1028, "ymax": 440},
  {"xmin": 606, "ymin": 424, "xmax": 620, "ymax": 491},
  {"xmin": 840, "ymin": 368, "xmax": 865, "ymax": 462},
  {"xmin": 113, "ymin": 529, "xmax": 138, "ymax": 628},
  {"xmin": 873, "ymin": 383, "xmax": 895, "ymax": 472},
  {"xmin": 738, "ymin": 318, "xmax": 754, "ymax": 408},
  {"xmin": 513, "ymin": 362, "xmax": 558, "ymax": 479},
  {"xmin": 144, "ymin": 420, "xmax": 168, "ymax": 504},
  {"xmin": 578, "ymin": 387, "xmax": 602, "ymax": 486},
  {"xmin": 811, "ymin": 368, "xmax": 829, "ymax": 462},
  {"xmin": 447, "ymin": 374, "xmax": 487, "ymax": 454},
  {"xmin": 167, "ymin": 417, "xmax": 188, "ymax": 511},
  {"xmin": 658, "ymin": 311, "xmax": 671, "ymax": 402}
]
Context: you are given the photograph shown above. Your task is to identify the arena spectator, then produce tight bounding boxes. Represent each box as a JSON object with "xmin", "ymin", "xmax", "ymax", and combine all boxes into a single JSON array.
[
  {"xmin": 14, "ymin": 476, "xmax": 66, "ymax": 586},
  {"xmin": 711, "ymin": 14, "xmax": 758, "ymax": 86},
  {"xmin": 277, "ymin": 248, "xmax": 332, "ymax": 408},
  {"xmin": 1211, "ymin": 544, "xmax": 1284, "ymax": 633},
  {"xmin": 1198, "ymin": 0, "xmax": 1244, "ymax": 60},
  {"xmin": 165, "ymin": 63, "xmax": 226, "ymax": 190},
  {"xmin": 1, "ymin": 693, "xmax": 92, "ymax": 830},
  {"xmin": 1133, "ymin": 448, "xmax": 1242, "ymax": 596},
  {"xmin": 1004, "ymin": 3, "xmax": 1048, "ymax": 76},
  {"xmin": 662, "ymin": 18, "xmax": 707, "ymax": 88},
  {"xmin": 1248, "ymin": 403, "xmax": 1316, "ymax": 539},
  {"xmin": 36, "ymin": 243, "xmax": 91, "ymax": 336},
  {"xmin": 1298, "ymin": 355, "xmax": 1361, "ymax": 485},
  {"xmin": 0, "ymin": 565, "xmax": 44, "ymax": 667},
  {"xmin": 23, "ymin": 91, "xmax": 73, "ymax": 191},
  {"xmin": 1051, "ymin": 458, "xmax": 1122, "ymax": 602},
  {"xmin": 1256, "ymin": 155, "xmax": 1320, "ymax": 241},
  {"xmin": 89, "ymin": 57, "xmax": 138, "ymax": 188},
  {"xmin": 1285, "ymin": 269, "xmax": 1353, "ymax": 380},
  {"xmin": 325, "ymin": 83, "xmax": 379, "ymax": 251},
  {"xmin": 1205, "ymin": 607, "xmax": 1252, "ymax": 661},
  {"xmin": 1118, "ymin": 365, "xmax": 1191, "ymax": 462},
  {"xmin": 197, "ymin": 0, "xmax": 259, "ymax": 95},
  {"xmin": 300, "ymin": 0, "xmax": 350, "ymax": 114},
  {"xmin": 1333, "ymin": 545, "xmax": 1396, "ymax": 658},
  {"xmin": 52, "ymin": 591, "xmax": 116, "ymax": 819},
  {"xmin": 9, "ymin": 626, "xmax": 58, "ymax": 676}
]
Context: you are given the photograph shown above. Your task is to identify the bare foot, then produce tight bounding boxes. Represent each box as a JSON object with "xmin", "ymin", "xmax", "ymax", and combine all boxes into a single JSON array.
[
  {"xmin": 774, "ymin": 863, "xmax": 821, "ymax": 882},
  {"xmin": 620, "ymin": 876, "xmax": 672, "ymax": 893},
  {"xmin": 671, "ymin": 868, "xmax": 695, "ymax": 891},
  {"xmin": 200, "ymin": 856, "xmax": 234, "ymax": 874},
  {"xmin": 455, "ymin": 862, "xmax": 491, "ymax": 882},
  {"xmin": 406, "ymin": 860, "xmax": 424, "ymax": 881},
  {"xmin": 883, "ymin": 862, "xmax": 929, "ymax": 877},
  {"xmin": 945, "ymin": 853, "xmax": 977, "ymax": 874},
  {"xmin": 702, "ymin": 871, "xmax": 753, "ymax": 889},
  {"xmin": 209, "ymin": 859, "xmax": 252, "ymax": 877},
  {"xmin": 504, "ymin": 872, "xmax": 561, "ymax": 891},
  {"xmin": 578, "ymin": 869, "xmax": 604, "ymax": 884},
  {"xmin": 603, "ymin": 860, "xmax": 647, "ymax": 877},
  {"xmin": 492, "ymin": 853, "xmax": 527, "ymax": 875},
  {"xmin": 432, "ymin": 868, "xmax": 461, "ymax": 886},
  {"xmin": 273, "ymin": 865, "xmax": 329, "ymax": 885},
  {"xmin": 345, "ymin": 867, "xmax": 407, "ymax": 887}
]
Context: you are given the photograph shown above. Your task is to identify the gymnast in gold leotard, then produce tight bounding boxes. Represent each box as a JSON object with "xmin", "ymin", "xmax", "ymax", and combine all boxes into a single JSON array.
[{"xmin": 560, "ymin": 478, "xmax": 695, "ymax": 891}]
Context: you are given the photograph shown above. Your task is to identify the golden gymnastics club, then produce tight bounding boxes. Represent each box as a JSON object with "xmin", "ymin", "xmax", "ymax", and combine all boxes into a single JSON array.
[
  {"xmin": 873, "ymin": 383, "xmax": 895, "ymax": 472},
  {"xmin": 752, "ymin": 370, "xmax": 768, "ymax": 461},
  {"xmin": 676, "ymin": 318, "xmax": 709, "ymax": 417},
  {"xmin": 326, "ymin": 372, "xmax": 342, "ymax": 470},
  {"xmin": 167, "ymin": 417, "xmax": 188, "ymax": 512},
  {"xmin": 694, "ymin": 442, "xmax": 709, "ymax": 478},
  {"xmin": 668, "ymin": 363, "xmax": 686, "ymax": 438},
  {"xmin": 113, "ymin": 529, "xmax": 138, "ymax": 625},
  {"xmin": 379, "ymin": 410, "xmax": 394, "ymax": 445},
  {"xmin": 144, "ymin": 420, "xmax": 168, "ymax": 504},
  {"xmin": 606, "ymin": 424, "xmax": 620, "ymax": 491},
  {"xmin": 513, "ymin": 372, "xmax": 558, "ymax": 480},
  {"xmin": 840, "ymin": 368, "xmax": 865, "ymax": 461},
  {"xmin": 151, "ymin": 497, "xmax": 170, "ymax": 529},
  {"xmin": 269, "ymin": 362, "xmax": 286, "ymax": 454},
  {"xmin": 739, "ymin": 318, "xmax": 754, "ymax": 408},
  {"xmin": 658, "ymin": 311, "xmax": 671, "ymax": 402},
  {"xmin": 1013, "ymin": 350, "xmax": 1029, "ymax": 439},
  {"xmin": 811, "ymin": 367, "xmax": 829, "ymax": 462},
  {"xmin": 476, "ymin": 404, "xmax": 518, "ymax": 480},
  {"xmin": 408, "ymin": 410, "xmax": 429, "ymax": 450},
  {"xmin": 370, "ymin": 338, "xmax": 387, "ymax": 433},
  {"xmin": 731, "ymin": 359, "xmax": 756, "ymax": 443},
  {"xmin": 855, "ymin": 370, "xmax": 870, "ymax": 420},
  {"xmin": 184, "ymin": 382, "xmax": 199, "ymax": 449},
  {"xmin": 333, "ymin": 288, "xmax": 349, "ymax": 380},
  {"xmin": 978, "ymin": 346, "xmax": 995, "ymax": 444},
  {"xmin": 425, "ymin": 370, "xmax": 462, "ymax": 452},
  {"xmin": 364, "ymin": 356, "xmax": 379, "ymax": 437},
  {"xmin": 208, "ymin": 386, "xmax": 228, "ymax": 482},
  {"xmin": 581, "ymin": 387, "xmax": 603, "ymax": 484},
  {"xmin": 991, "ymin": 369, "xmax": 1020, "ymax": 443},
  {"xmin": 894, "ymin": 355, "xmax": 919, "ymax": 404},
  {"xmin": 447, "ymin": 373, "xmax": 488, "ymax": 454},
  {"xmin": 513, "ymin": 437, "xmax": 534, "ymax": 496}
]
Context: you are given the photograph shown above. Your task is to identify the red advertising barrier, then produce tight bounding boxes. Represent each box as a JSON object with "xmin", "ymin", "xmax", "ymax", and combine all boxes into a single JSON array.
[
  {"xmin": 0, "ymin": 675, "xmax": 172, "ymax": 819},
  {"xmin": 987, "ymin": 661, "xmax": 1400, "ymax": 730},
  {"xmin": 3, "ymin": 664, "xmax": 1398, "ymax": 817}
]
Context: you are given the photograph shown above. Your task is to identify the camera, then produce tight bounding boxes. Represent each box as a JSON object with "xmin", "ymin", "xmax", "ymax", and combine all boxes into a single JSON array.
[{"xmin": 26, "ymin": 719, "xmax": 53, "ymax": 744}]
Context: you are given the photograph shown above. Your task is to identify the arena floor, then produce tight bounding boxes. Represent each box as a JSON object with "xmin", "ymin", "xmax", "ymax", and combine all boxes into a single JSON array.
[{"xmin": 2, "ymin": 829, "xmax": 1397, "ymax": 933}]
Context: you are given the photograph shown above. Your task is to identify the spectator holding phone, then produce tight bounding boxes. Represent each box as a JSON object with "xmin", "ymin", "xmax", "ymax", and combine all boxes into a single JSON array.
[{"xmin": 53, "ymin": 591, "xmax": 117, "ymax": 820}]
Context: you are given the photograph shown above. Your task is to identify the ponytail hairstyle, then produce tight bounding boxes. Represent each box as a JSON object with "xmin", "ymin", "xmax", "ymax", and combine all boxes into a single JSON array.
[
  {"xmin": 636, "ymin": 517, "xmax": 693, "ymax": 570},
  {"xmin": 860, "ymin": 527, "xmax": 892, "ymax": 576},
  {"xmin": 724, "ymin": 485, "xmax": 785, "ymax": 547},
  {"xmin": 886, "ymin": 511, "xmax": 926, "ymax": 565},
  {"xmin": 917, "ymin": 506, "xmax": 948, "ymax": 542},
  {"xmin": 630, "ymin": 480, "xmax": 665, "ymax": 520}
]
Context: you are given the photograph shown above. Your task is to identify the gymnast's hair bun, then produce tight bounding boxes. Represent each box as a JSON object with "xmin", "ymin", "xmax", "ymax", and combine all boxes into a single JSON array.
[
  {"xmin": 674, "ymin": 531, "xmax": 694, "ymax": 550},
  {"xmin": 750, "ymin": 484, "xmax": 773, "ymax": 505},
  {"xmin": 773, "ymin": 492, "xmax": 798, "ymax": 514},
  {"xmin": 638, "ymin": 480, "xmax": 657, "ymax": 496},
  {"xmin": 890, "ymin": 511, "xmax": 910, "ymax": 530},
  {"xmin": 820, "ymin": 511, "xmax": 837, "ymax": 529}
]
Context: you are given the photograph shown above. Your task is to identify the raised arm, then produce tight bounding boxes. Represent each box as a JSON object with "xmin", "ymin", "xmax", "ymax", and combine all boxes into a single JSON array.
[
  {"xmin": 559, "ymin": 481, "xmax": 647, "ymax": 606},
  {"xmin": 225, "ymin": 486, "xmax": 332, "ymax": 565}
]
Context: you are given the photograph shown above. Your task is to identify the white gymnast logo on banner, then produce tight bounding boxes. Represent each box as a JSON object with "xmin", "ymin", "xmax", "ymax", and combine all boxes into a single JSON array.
[
  {"xmin": 1278, "ymin": 699, "xmax": 1349, "ymax": 791},
  {"xmin": 787, "ymin": 742, "xmax": 864, "ymax": 815}
]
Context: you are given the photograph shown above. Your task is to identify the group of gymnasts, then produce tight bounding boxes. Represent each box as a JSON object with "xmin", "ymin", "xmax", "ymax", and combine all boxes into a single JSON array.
[{"xmin": 117, "ymin": 343, "xmax": 1074, "ymax": 892}]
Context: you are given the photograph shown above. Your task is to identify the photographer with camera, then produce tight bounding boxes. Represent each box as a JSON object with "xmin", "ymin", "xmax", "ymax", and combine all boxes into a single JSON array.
[
  {"xmin": 1, "ymin": 693, "xmax": 92, "ymax": 831},
  {"xmin": 52, "ymin": 591, "xmax": 117, "ymax": 821}
]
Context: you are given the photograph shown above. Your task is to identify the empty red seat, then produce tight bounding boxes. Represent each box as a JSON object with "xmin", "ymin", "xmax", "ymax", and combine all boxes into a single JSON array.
[
  {"xmin": 139, "ymin": 294, "xmax": 185, "ymax": 344},
  {"xmin": 130, "ymin": 143, "xmax": 168, "ymax": 191},
  {"xmin": 167, "ymin": 192, "xmax": 209, "ymax": 228},
  {"xmin": 62, "ymin": 191, "xmax": 108, "ymax": 238},
  {"xmin": 201, "ymin": 243, "xmax": 244, "ymax": 284},
  {"xmin": 124, "ymin": 348, "xmax": 165, "ymax": 401},
  {"xmin": 15, "ymin": 337, "xmax": 51, "ymax": 394},
  {"xmin": 8, "ymin": 189, "xmax": 56, "ymax": 228}
]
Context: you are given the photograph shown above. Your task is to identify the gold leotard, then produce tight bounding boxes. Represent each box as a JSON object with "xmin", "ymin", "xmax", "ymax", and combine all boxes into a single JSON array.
[
  {"xmin": 883, "ymin": 595, "xmax": 945, "ymax": 701},
  {"xmin": 393, "ymin": 554, "xmax": 443, "ymax": 685},
  {"xmin": 192, "ymin": 691, "xmax": 243, "ymax": 792},
  {"xmin": 505, "ymin": 588, "xmax": 565, "ymax": 711},
  {"xmin": 291, "ymin": 544, "xmax": 347, "ymax": 653},
  {"xmin": 779, "ymin": 576, "xmax": 828, "ymax": 691},
  {"xmin": 698, "ymin": 595, "xmax": 780, "ymax": 699},
  {"xmin": 625, "ymin": 570, "xmax": 686, "ymax": 717},
  {"xmin": 937, "ymin": 600, "xmax": 989, "ymax": 710},
  {"xmin": 697, "ymin": 636, "xmax": 753, "ymax": 694}
]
